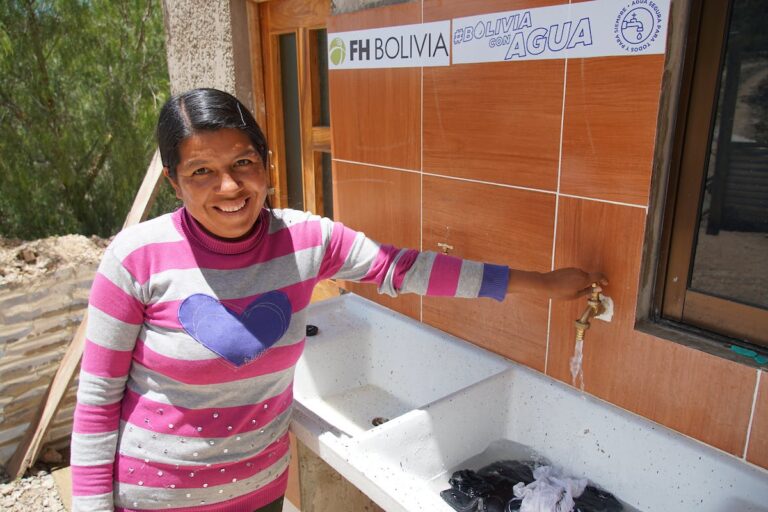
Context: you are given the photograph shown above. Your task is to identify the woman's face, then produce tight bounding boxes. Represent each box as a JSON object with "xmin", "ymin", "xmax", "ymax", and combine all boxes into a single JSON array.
[{"xmin": 166, "ymin": 128, "xmax": 268, "ymax": 239}]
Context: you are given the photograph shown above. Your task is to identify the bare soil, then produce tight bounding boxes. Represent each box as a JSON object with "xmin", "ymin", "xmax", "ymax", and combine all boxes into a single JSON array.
[
  {"xmin": 0, "ymin": 235, "xmax": 109, "ymax": 287},
  {"xmin": 0, "ymin": 234, "xmax": 109, "ymax": 509},
  {"xmin": 0, "ymin": 463, "xmax": 67, "ymax": 512}
]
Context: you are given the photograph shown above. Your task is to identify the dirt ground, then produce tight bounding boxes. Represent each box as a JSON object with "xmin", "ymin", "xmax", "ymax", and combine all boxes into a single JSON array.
[
  {"xmin": 0, "ymin": 235, "xmax": 108, "ymax": 509},
  {"xmin": 0, "ymin": 234, "xmax": 109, "ymax": 287},
  {"xmin": 0, "ymin": 463, "xmax": 67, "ymax": 512}
]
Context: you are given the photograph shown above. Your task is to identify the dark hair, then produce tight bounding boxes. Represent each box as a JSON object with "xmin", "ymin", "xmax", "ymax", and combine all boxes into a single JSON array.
[{"xmin": 157, "ymin": 88, "xmax": 269, "ymax": 180}]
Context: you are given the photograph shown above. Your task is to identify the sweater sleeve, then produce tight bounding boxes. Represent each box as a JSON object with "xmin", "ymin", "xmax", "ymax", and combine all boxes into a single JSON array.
[
  {"xmin": 71, "ymin": 248, "xmax": 144, "ymax": 512},
  {"xmin": 317, "ymin": 219, "xmax": 509, "ymax": 301}
]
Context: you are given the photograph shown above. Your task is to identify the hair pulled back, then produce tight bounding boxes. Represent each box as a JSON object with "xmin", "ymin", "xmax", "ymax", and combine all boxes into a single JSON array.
[{"xmin": 157, "ymin": 88, "xmax": 269, "ymax": 179}]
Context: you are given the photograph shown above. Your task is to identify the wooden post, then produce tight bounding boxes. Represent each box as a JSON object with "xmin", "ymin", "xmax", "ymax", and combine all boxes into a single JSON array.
[{"xmin": 6, "ymin": 150, "xmax": 165, "ymax": 479}]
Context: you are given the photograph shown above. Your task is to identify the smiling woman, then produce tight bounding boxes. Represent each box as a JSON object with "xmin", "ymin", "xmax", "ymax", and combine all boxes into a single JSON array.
[
  {"xmin": 157, "ymin": 89, "xmax": 272, "ymax": 240},
  {"xmin": 68, "ymin": 88, "xmax": 604, "ymax": 512},
  {"xmin": 167, "ymin": 129, "xmax": 269, "ymax": 239}
]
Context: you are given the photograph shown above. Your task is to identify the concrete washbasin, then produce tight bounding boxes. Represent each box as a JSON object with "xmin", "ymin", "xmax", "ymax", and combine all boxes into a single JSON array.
[
  {"xmin": 294, "ymin": 293, "xmax": 510, "ymax": 437},
  {"xmin": 292, "ymin": 293, "xmax": 768, "ymax": 512}
]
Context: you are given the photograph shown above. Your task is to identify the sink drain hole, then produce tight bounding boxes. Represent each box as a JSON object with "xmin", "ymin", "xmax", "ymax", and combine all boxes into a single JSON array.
[{"xmin": 371, "ymin": 417, "xmax": 389, "ymax": 427}]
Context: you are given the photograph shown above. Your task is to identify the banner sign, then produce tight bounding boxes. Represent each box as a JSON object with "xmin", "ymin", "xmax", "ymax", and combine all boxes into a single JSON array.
[
  {"xmin": 452, "ymin": 0, "xmax": 670, "ymax": 64},
  {"xmin": 328, "ymin": 21, "xmax": 451, "ymax": 69}
]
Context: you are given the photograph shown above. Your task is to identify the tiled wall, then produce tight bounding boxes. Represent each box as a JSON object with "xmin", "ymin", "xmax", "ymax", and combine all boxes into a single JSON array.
[{"xmin": 326, "ymin": 0, "xmax": 768, "ymax": 471}]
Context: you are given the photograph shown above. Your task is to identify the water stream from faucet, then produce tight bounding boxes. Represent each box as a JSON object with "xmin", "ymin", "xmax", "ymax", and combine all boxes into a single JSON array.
[
  {"xmin": 570, "ymin": 337, "xmax": 585, "ymax": 392},
  {"xmin": 569, "ymin": 295, "xmax": 613, "ymax": 392}
]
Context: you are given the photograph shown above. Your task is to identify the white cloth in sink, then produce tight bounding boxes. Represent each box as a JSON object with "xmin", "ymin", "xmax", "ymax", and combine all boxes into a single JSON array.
[{"xmin": 512, "ymin": 465, "xmax": 588, "ymax": 512}]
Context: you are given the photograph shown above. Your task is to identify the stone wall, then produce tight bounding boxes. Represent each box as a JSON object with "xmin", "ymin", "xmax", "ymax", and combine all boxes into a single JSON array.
[{"xmin": 0, "ymin": 265, "xmax": 96, "ymax": 466}]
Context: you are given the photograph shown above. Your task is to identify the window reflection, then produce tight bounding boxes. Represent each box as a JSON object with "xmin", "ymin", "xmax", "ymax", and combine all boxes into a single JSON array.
[{"xmin": 689, "ymin": 1, "xmax": 768, "ymax": 309}]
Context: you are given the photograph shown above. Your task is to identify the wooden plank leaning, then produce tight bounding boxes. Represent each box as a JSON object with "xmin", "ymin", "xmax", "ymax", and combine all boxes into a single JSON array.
[{"xmin": 6, "ymin": 150, "xmax": 166, "ymax": 479}]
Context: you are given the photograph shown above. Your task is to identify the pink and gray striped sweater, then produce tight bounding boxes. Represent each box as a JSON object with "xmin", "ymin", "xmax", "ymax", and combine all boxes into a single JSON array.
[{"xmin": 71, "ymin": 207, "xmax": 509, "ymax": 512}]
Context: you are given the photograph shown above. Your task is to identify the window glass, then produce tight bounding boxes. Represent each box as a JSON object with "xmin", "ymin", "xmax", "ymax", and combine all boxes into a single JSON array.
[
  {"xmin": 315, "ymin": 29, "xmax": 330, "ymax": 127},
  {"xmin": 321, "ymin": 151, "xmax": 333, "ymax": 219},
  {"xmin": 689, "ymin": 1, "xmax": 768, "ymax": 309},
  {"xmin": 279, "ymin": 33, "xmax": 304, "ymax": 211}
]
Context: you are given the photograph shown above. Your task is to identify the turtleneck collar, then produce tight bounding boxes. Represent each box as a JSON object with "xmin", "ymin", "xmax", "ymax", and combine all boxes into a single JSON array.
[{"xmin": 173, "ymin": 207, "xmax": 268, "ymax": 255}]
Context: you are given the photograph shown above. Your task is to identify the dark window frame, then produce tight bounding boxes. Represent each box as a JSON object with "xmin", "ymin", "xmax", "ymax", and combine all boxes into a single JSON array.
[{"xmin": 654, "ymin": 0, "xmax": 768, "ymax": 349}]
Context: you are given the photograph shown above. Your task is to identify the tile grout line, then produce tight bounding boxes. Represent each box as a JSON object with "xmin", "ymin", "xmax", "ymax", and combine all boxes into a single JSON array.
[
  {"xmin": 420, "ymin": 0, "xmax": 424, "ymax": 188},
  {"xmin": 547, "ymin": 2, "xmax": 575, "ymax": 375},
  {"xmin": 545, "ymin": 56, "xmax": 569, "ymax": 375},
  {"xmin": 559, "ymin": 193, "xmax": 648, "ymax": 210},
  {"xmin": 743, "ymin": 369, "xmax": 762, "ymax": 460},
  {"xmin": 544, "ymin": 298, "xmax": 553, "ymax": 375},
  {"xmin": 333, "ymin": 158, "xmax": 650, "ymax": 210},
  {"xmin": 332, "ymin": 158, "xmax": 421, "ymax": 175},
  {"xmin": 422, "ymin": 173, "xmax": 556, "ymax": 195},
  {"xmin": 420, "ymin": 0, "xmax": 424, "ymax": 323}
]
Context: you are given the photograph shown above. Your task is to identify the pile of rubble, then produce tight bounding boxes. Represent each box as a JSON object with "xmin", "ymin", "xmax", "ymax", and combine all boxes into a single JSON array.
[
  {"xmin": 0, "ymin": 457, "xmax": 67, "ymax": 512},
  {"xmin": 0, "ymin": 235, "xmax": 109, "ymax": 287}
]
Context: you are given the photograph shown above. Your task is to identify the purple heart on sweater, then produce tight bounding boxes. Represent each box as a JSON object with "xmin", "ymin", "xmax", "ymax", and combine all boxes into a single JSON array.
[{"xmin": 178, "ymin": 291, "xmax": 292, "ymax": 367}]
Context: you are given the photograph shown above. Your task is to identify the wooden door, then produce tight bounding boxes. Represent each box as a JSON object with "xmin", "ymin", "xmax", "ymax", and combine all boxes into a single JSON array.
[{"xmin": 248, "ymin": 0, "xmax": 333, "ymax": 216}]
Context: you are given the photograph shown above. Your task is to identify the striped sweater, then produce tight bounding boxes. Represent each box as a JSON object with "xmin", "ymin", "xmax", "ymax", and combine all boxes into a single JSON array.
[{"xmin": 71, "ymin": 207, "xmax": 509, "ymax": 512}]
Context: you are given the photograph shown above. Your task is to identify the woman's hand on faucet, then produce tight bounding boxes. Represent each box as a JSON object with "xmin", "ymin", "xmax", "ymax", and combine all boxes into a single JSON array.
[{"xmin": 507, "ymin": 268, "xmax": 608, "ymax": 300}]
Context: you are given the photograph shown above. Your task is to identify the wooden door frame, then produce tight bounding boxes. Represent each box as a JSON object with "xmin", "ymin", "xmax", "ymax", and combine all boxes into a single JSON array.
[
  {"xmin": 247, "ymin": 0, "xmax": 332, "ymax": 215},
  {"xmin": 657, "ymin": 0, "xmax": 768, "ymax": 346}
]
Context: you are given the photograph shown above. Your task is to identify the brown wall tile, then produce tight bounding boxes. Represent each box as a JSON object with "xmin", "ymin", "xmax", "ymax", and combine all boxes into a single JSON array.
[
  {"xmin": 424, "ymin": 0, "xmax": 568, "ymax": 21},
  {"xmin": 422, "ymin": 0, "xmax": 567, "ymax": 190},
  {"xmin": 422, "ymin": 176, "xmax": 554, "ymax": 370},
  {"xmin": 333, "ymin": 160, "xmax": 421, "ymax": 319},
  {"xmin": 747, "ymin": 372, "xmax": 768, "ymax": 469},
  {"xmin": 424, "ymin": 294, "xmax": 550, "ymax": 371},
  {"xmin": 551, "ymin": 196, "xmax": 647, "ymax": 332},
  {"xmin": 547, "ymin": 196, "xmax": 646, "ymax": 383},
  {"xmin": 423, "ymin": 60, "xmax": 564, "ymax": 190},
  {"xmin": 548, "ymin": 197, "xmax": 755, "ymax": 455},
  {"xmin": 327, "ymin": 0, "xmax": 756, "ymax": 465},
  {"xmin": 574, "ymin": 329, "xmax": 754, "ymax": 457},
  {"xmin": 327, "ymin": 1, "xmax": 420, "ymax": 32},
  {"xmin": 328, "ymin": 3, "xmax": 421, "ymax": 170},
  {"xmin": 561, "ymin": 55, "xmax": 665, "ymax": 205}
]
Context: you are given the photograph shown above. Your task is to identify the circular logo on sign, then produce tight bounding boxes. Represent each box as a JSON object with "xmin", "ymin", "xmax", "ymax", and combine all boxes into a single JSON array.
[
  {"xmin": 329, "ymin": 37, "xmax": 346, "ymax": 66},
  {"xmin": 620, "ymin": 7, "xmax": 654, "ymax": 44},
  {"xmin": 614, "ymin": 2, "xmax": 662, "ymax": 53}
]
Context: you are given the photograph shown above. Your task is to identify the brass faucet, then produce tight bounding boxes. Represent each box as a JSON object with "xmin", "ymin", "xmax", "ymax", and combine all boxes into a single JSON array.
[{"xmin": 575, "ymin": 284, "xmax": 605, "ymax": 342}]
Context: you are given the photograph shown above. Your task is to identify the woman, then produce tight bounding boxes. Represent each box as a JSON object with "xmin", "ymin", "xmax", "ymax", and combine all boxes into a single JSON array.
[{"xmin": 71, "ymin": 88, "xmax": 606, "ymax": 512}]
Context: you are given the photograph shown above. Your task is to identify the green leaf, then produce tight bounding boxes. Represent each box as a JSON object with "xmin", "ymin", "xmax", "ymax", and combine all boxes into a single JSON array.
[{"xmin": 0, "ymin": 0, "xmax": 171, "ymax": 238}]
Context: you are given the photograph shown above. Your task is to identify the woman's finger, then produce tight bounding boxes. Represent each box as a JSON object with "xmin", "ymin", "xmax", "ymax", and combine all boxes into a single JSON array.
[
  {"xmin": 588, "ymin": 272, "xmax": 608, "ymax": 286},
  {"xmin": 574, "ymin": 283, "xmax": 603, "ymax": 300}
]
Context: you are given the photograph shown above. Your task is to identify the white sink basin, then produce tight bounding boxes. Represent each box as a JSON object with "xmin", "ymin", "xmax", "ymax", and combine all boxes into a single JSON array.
[
  {"xmin": 292, "ymin": 294, "xmax": 768, "ymax": 512},
  {"xmin": 355, "ymin": 369, "xmax": 768, "ymax": 512},
  {"xmin": 295, "ymin": 294, "xmax": 510, "ymax": 436}
]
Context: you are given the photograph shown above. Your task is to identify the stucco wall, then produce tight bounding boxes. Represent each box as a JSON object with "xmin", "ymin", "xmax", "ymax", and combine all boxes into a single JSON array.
[
  {"xmin": 160, "ymin": 0, "xmax": 411, "ymax": 110},
  {"xmin": 332, "ymin": 0, "xmax": 409, "ymax": 14},
  {"xmin": 161, "ymin": 0, "xmax": 254, "ymax": 110}
]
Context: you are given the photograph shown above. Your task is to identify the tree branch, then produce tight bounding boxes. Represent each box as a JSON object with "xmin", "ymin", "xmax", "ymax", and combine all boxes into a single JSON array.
[
  {"xmin": 82, "ymin": 133, "xmax": 114, "ymax": 194},
  {"xmin": 135, "ymin": 0, "xmax": 153, "ymax": 54},
  {"xmin": 0, "ymin": 89, "xmax": 28, "ymax": 123},
  {"xmin": 22, "ymin": 0, "xmax": 58, "ymax": 134}
]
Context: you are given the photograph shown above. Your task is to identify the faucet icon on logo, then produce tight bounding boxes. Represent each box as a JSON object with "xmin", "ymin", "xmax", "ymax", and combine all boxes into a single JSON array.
[
  {"xmin": 622, "ymin": 13, "xmax": 644, "ymax": 41},
  {"xmin": 619, "ymin": 7, "xmax": 654, "ymax": 45}
]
